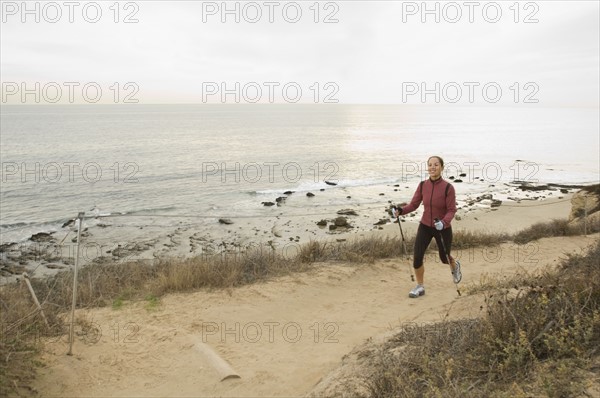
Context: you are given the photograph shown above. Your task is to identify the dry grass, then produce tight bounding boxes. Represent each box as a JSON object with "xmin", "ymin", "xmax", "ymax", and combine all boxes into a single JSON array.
[
  {"xmin": 0, "ymin": 217, "xmax": 597, "ymax": 396},
  {"xmin": 513, "ymin": 218, "xmax": 599, "ymax": 244},
  {"xmin": 452, "ymin": 229, "xmax": 511, "ymax": 249},
  {"xmin": 365, "ymin": 240, "xmax": 600, "ymax": 398}
]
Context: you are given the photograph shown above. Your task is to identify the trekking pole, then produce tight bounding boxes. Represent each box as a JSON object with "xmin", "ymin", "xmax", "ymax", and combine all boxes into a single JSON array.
[
  {"xmin": 394, "ymin": 209, "xmax": 415, "ymax": 282},
  {"xmin": 434, "ymin": 218, "xmax": 461, "ymax": 297}
]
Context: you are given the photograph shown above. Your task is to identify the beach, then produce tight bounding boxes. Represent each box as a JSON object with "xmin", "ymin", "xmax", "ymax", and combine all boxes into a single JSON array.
[
  {"xmin": 0, "ymin": 177, "xmax": 584, "ymax": 284},
  {"xmin": 2, "ymin": 104, "xmax": 598, "ymax": 283},
  {"xmin": 29, "ymin": 191, "xmax": 599, "ymax": 397}
]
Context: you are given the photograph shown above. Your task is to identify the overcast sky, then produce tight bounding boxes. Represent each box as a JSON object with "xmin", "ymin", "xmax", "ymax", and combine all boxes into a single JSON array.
[{"xmin": 1, "ymin": 0, "xmax": 598, "ymax": 105}]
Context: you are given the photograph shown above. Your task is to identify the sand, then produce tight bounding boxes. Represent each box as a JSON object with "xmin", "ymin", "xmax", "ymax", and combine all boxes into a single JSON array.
[
  {"xmin": 1, "ymin": 181, "xmax": 578, "ymax": 285},
  {"xmin": 31, "ymin": 196, "xmax": 598, "ymax": 397}
]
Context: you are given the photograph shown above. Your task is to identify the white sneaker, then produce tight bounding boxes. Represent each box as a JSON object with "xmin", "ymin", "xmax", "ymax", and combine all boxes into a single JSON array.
[
  {"xmin": 409, "ymin": 284, "xmax": 425, "ymax": 298},
  {"xmin": 452, "ymin": 260, "xmax": 462, "ymax": 284}
]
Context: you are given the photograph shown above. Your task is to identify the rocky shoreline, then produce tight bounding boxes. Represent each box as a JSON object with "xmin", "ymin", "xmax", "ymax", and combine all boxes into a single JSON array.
[{"xmin": 1, "ymin": 180, "xmax": 595, "ymax": 284}]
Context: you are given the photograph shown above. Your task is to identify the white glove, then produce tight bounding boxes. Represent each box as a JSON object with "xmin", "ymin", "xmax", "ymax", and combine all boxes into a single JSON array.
[
  {"xmin": 392, "ymin": 208, "xmax": 398, "ymax": 218},
  {"xmin": 434, "ymin": 219, "xmax": 444, "ymax": 231}
]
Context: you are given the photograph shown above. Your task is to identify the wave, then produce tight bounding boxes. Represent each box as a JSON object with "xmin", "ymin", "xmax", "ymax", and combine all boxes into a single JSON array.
[
  {"xmin": 120, "ymin": 205, "xmax": 178, "ymax": 215},
  {"xmin": 254, "ymin": 176, "xmax": 402, "ymax": 195},
  {"xmin": 0, "ymin": 205, "xmax": 179, "ymax": 244}
]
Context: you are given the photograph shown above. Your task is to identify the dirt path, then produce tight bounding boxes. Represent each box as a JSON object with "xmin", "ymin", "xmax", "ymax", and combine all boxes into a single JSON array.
[{"xmin": 34, "ymin": 234, "xmax": 598, "ymax": 397}]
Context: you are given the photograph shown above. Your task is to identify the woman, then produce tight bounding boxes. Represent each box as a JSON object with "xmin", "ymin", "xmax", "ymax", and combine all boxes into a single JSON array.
[{"xmin": 392, "ymin": 155, "xmax": 462, "ymax": 298}]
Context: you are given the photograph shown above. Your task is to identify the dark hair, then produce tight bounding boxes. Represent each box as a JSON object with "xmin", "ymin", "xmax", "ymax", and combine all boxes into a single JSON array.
[{"xmin": 427, "ymin": 156, "xmax": 444, "ymax": 168}]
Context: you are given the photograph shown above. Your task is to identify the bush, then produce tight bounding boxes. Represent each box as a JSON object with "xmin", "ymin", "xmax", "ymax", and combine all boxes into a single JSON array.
[{"xmin": 365, "ymin": 241, "xmax": 600, "ymax": 397}]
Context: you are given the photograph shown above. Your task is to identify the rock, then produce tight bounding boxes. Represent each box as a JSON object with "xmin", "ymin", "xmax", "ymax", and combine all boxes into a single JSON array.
[
  {"xmin": 337, "ymin": 209, "xmax": 358, "ymax": 216},
  {"xmin": 560, "ymin": 189, "xmax": 569, "ymax": 194},
  {"xmin": 454, "ymin": 179, "xmax": 463, "ymax": 183},
  {"xmin": 449, "ymin": 176, "xmax": 455, "ymax": 180},
  {"xmin": 325, "ymin": 181, "xmax": 337, "ymax": 186},
  {"xmin": 317, "ymin": 219, "xmax": 328, "ymax": 226},
  {"xmin": 307, "ymin": 192, "xmax": 315, "ymax": 197},
  {"xmin": 393, "ymin": 184, "xmax": 400, "ymax": 187},
  {"xmin": 329, "ymin": 225, "xmax": 337, "ymax": 231},
  {"xmin": 284, "ymin": 191, "xmax": 294, "ymax": 195},
  {"xmin": 455, "ymin": 215, "xmax": 462, "ymax": 221},
  {"xmin": 515, "ymin": 182, "xmax": 551, "ymax": 191},
  {"xmin": 459, "ymin": 173, "xmax": 467, "ymax": 177},
  {"xmin": 0, "ymin": 242, "xmax": 17, "ymax": 252},
  {"xmin": 480, "ymin": 194, "xmax": 493, "ymax": 200},
  {"xmin": 62, "ymin": 219, "xmax": 75, "ymax": 228},
  {"xmin": 569, "ymin": 185, "xmax": 600, "ymax": 221},
  {"xmin": 262, "ymin": 201, "xmax": 275, "ymax": 206},
  {"xmin": 275, "ymin": 196, "xmax": 286, "ymax": 203},
  {"xmin": 379, "ymin": 193, "xmax": 385, "ymax": 196},
  {"xmin": 334, "ymin": 217, "xmax": 348, "ymax": 227},
  {"xmin": 271, "ymin": 226, "xmax": 282, "ymax": 238},
  {"xmin": 29, "ymin": 232, "xmax": 54, "ymax": 242},
  {"xmin": 320, "ymin": 189, "xmax": 325, "ymax": 192},
  {"xmin": 1, "ymin": 263, "xmax": 26, "ymax": 276},
  {"xmin": 346, "ymin": 196, "xmax": 351, "ymax": 199},
  {"xmin": 491, "ymin": 199, "xmax": 502, "ymax": 208},
  {"xmin": 548, "ymin": 183, "xmax": 587, "ymax": 189},
  {"xmin": 374, "ymin": 219, "xmax": 389, "ymax": 226},
  {"xmin": 218, "ymin": 218, "xmax": 233, "ymax": 225}
]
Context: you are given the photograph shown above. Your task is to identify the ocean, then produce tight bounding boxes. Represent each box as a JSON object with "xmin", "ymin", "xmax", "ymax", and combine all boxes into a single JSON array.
[{"xmin": 1, "ymin": 104, "xmax": 598, "ymax": 245}]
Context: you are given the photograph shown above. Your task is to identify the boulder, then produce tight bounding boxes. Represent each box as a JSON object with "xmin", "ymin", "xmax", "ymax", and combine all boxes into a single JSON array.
[
  {"xmin": 306, "ymin": 192, "xmax": 315, "ymax": 197},
  {"xmin": 218, "ymin": 218, "xmax": 233, "ymax": 225},
  {"xmin": 569, "ymin": 185, "xmax": 600, "ymax": 221},
  {"xmin": 334, "ymin": 217, "xmax": 348, "ymax": 227},
  {"xmin": 62, "ymin": 219, "xmax": 75, "ymax": 228},
  {"xmin": 516, "ymin": 182, "xmax": 551, "ymax": 191},
  {"xmin": 29, "ymin": 232, "xmax": 54, "ymax": 242},
  {"xmin": 491, "ymin": 199, "xmax": 502, "ymax": 208}
]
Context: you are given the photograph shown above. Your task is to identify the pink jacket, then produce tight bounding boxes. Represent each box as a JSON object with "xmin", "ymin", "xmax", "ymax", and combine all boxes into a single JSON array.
[{"xmin": 400, "ymin": 178, "xmax": 456, "ymax": 229}]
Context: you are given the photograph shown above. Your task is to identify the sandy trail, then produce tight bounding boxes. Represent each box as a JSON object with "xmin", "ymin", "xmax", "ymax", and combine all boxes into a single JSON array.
[{"xmin": 34, "ymin": 229, "xmax": 597, "ymax": 397}]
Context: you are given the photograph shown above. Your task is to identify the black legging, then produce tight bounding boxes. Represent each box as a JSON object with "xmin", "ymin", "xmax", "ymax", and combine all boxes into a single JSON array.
[{"xmin": 413, "ymin": 223, "xmax": 453, "ymax": 269}]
